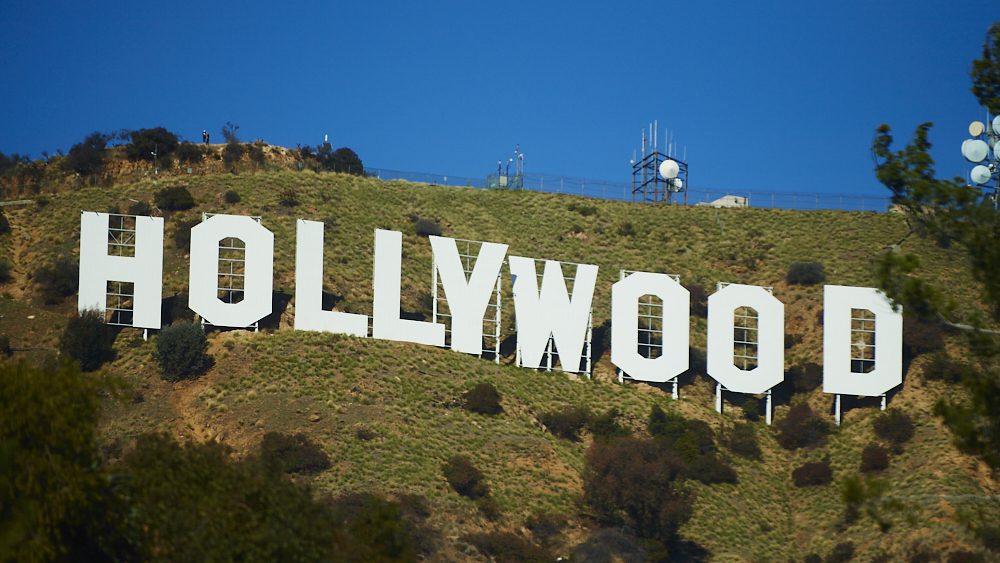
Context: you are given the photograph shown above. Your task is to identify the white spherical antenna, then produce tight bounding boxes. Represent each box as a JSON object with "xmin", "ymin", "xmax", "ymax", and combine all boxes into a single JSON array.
[
  {"xmin": 969, "ymin": 121, "xmax": 986, "ymax": 136},
  {"xmin": 970, "ymin": 164, "xmax": 992, "ymax": 185},
  {"xmin": 962, "ymin": 139, "xmax": 989, "ymax": 162},
  {"xmin": 673, "ymin": 178, "xmax": 684, "ymax": 189},
  {"xmin": 993, "ymin": 115, "xmax": 1000, "ymax": 136},
  {"xmin": 994, "ymin": 140, "xmax": 1000, "ymax": 160},
  {"xmin": 659, "ymin": 159, "xmax": 679, "ymax": 179}
]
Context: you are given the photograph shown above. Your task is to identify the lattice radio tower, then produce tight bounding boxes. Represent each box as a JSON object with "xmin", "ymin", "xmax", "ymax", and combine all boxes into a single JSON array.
[{"xmin": 631, "ymin": 120, "xmax": 688, "ymax": 205}]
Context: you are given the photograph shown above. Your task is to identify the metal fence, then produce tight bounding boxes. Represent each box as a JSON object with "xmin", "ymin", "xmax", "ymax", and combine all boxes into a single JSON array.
[{"xmin": 364, "ymin": 166, "xmax": 892, "ymax": 212}]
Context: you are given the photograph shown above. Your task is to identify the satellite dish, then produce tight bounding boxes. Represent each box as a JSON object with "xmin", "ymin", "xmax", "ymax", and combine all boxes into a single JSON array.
[
  {"xmin": 994, "ymin": 140, "xmax": 1000, "ymax": 160},
  {"xmin": 673, "ymin": 178, "xmax": 684, "ymax": 189},
  {"xmin": 659, "ymin": 159, "xmax": 679, "ymax": 179},
  {"xmin": 970, "ymin": 164, "xmax": 992, "ymax": 185},
  {"xmin": 993, "ymin": 115, "xmax": 1000, "ymax": 137},
  {"xmin": 969, "ymin": 121, "xmax": 986, "ymax": 136},
  {"xmin": 962, "ymin": 139, "xmax": 989, "ymax": 162}
]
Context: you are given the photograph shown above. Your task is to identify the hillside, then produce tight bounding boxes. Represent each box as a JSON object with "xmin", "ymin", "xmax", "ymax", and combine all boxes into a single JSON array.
[{"xmin": 0, "ymin": 169, "xmax": 996, "ymax": 561}]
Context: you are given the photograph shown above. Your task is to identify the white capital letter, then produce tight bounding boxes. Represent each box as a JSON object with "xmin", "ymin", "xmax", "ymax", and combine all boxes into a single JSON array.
[
  {"xmin": 78, "ymin": 212, "xmax": 163, "ymax": 329},
  {"xmin": 294, "ymin": 220, "xmax": 368, "ymax": 336},
  {"xmin": 611, "ymin": 272, "xmax": 689, "ymax": 383},
  {"xmin": 372, "ymin": 229, "xmax": 445, "ymax": 346},
  {"xmin": 823, "ymin": 285, "xmax": 902, "ymax": 396},
  {"xmin": 509, "ymin": 257, "xmax": 598, "ymax": 372},
  {"xmin": 429, "ymin": 236, "xmax": 507, "ymax": 354},
  {"xmin": 707, "ymin": 284, "xmax": 784, "ymax": 394},
  {"xmin": 189, "ymin": 214, "xmax": 273, "ymax": 328}
]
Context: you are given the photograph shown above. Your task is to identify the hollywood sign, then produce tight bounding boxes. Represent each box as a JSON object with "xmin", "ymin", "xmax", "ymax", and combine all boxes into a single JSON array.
[{"xmin": 78, "ymin": 212, "xmax": 902, "ymax": 423}]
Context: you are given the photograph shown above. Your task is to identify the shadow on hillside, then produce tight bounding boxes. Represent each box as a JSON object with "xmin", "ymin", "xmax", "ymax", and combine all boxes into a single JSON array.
[{"xmin": 258, "ymin": 291, "xmax": 292, "ymax": 330}]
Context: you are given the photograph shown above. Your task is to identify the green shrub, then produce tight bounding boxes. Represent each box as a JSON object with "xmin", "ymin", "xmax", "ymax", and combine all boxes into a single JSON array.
[
  {"xmin": 774, "ymin": 403, "xmax": 830, "ymax": 450},
  {"xmin": 259, "ymin": 432, "xmax": 331, "ymax": 474},
  {"xmin": 279, "ymin": 188, "xmax": 299, "ymax": 207},
  {"xmin": 873, "ymin": 409, "xmax": 915, "ymax": 451},
  {"xmin": 175, "ymin": 142, "xmax": 204, "ymax": 164},
  {"xmin": 34, "ymin": 255, "xmax": 79, "ymax": 304},
  {"xmin": 0, "ymin": 258, "xmax": 12, "ymax": 284},
  {"xmin": 63, "ymin": 132, "xmax": 108, "ymax": 175},
  {"xmin": 0, "ymin": 335, "xmax": 11, "ymax": 356},
  {"xmin": 442, "ymin": 455, "xmax": 488, "ymax": 499},
  {"xmin": 223, "ymin": 190, "xmax": 241, "ymax": 204},
  {"xmin": 0, "ymin": 211, "xmax": 10, "ymax": 234},
  {"xmin": 789, "ymin": 362, "xmax": 823, "ymax": 393},
  {"xmin": 786, "ymin": 261, "xmax": 826, "ymax": 285},
  {"xmin": 312, "ymin": 143, "xmax": 364, "ymax": 175},
  {"xmin": 860, "ymin": 442, "xmax": 890, "ymax": 473},
  {"xmin": 464, "ymin": 382, "xmax": 502, "ymax": 415},
  {"xmin": 247, "ymin": 143, "xmax": 266, "ymax": 166},
  {"xmin": 172, "ymin": 218, "xmax": 199, "ymax": 252},
  {"xmin": 414, "ymin": 217, "xmax": 442, "ymax": 237},
  {"xmin": 125, "ymin": 127, "xmax": 179, "ymax": 162},
  {"xmin": 587, "ymin": 407, "xmax": 630, "ymax": 439},
  {"xmin": 127, "ymin": 200, "xmax": 151, "ymax": 216},
  {"xmin": 540, "ymin": 405, "xmax": 590, "ymax": 441},
  {"xmin": 923, "ymin": 352, "xmax": 968, "ymax": 383},
  {"xmin": 222, "ymin": 142, "xmax": 244, "ymax": 167},
  {"xmin": 724, "ymin": 422, "xmax": 762, "ymax": 460},
  {"xmin": 583, "ymin": 436, "xmax": 692, "ymax": 544},
  {"xmin": 58, "ymin": 310, "xmax": 116, "ymax": 372},
  {"xmin": 792, "ymin": 460, "xmax": 833, "ymax": 487},
  {"xmin": 568, "ymin": 202, "xmax": 598, "ymax": 216},
  {"xmin": 826, "ymin": 541, "xmax": 855, "ymax": 563},
  {"xmin": 154, "ymin": 186, "xmax": 195, "ymax": 211},
  {"xmin": 617, "ymin": 222, "xmax": 637, "ymax": 237},
  {"xmin": 648, "ymin": 405, "xmax": 736, "ymax": 484},
  {"xmin": 465, "ymin": 532, "xmax": 551, "ymax": 562},
  {"xmin": 155, "ymin": 322, "xmax": 210, "ymax": 381}
]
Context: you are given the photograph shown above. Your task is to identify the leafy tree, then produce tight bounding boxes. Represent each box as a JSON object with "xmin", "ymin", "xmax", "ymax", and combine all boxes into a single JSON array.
[
  {"xmin": 774, "ymin": 403, "xmax": 830, "ymax": 450},
  {"xmin": 125, "ymin": 127, "xmax": 179, "ymax": 162},
  {"xmin": 154, "ymin": 186, "xmax": 195, "ymax": 211},
  {"xmin": 0, "ymin": 361, "xmax": 134, "ymax": 560},
  {"xmin": 155, "ymin": 321, "xmax": 211, "ymax": 381},
  {"xmin": 971, "ymin": 22, "xmax": 1000, "ymax": 114},
  {"xmin": 63, "ymin": 132, "xmax": 108, "ymax": 175},
  {"xmin": 59, "ymin": 310, "xmax": 117, "ymax": 371},
  {"xmin": 221, "ymin": 121, "xmax": 240, "ymax": 144},
  {"xmin": 871, "ymin": 20, "xmax": 1000, "ymax": 469},
  {"xmin": 314, "ymin": 143, "xmax": 364, "ymax": 175}
]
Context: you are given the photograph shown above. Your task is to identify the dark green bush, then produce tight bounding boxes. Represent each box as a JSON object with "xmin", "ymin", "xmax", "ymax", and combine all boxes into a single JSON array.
[
  {"xmin": 786, "ymin": 261, "xmax": 826, "ymax": 285},
  {"xmin": 222, "ymin": 142, "xmax": 244, "ymax": 167},
  {"xmin": 464, "ymin": 382, "xmax": 502, "ymax": 415},
  {"xmin": 792, "ymin": 460, "xmax": 833, "ymax": 487},
  {"xmin": 127, "ymin": 200, "xmax": 151, "ymax": 216},
  {"xmin": 279, "ymin": 188, "xmax": 299, "ymax": 207},
  {"xmin": 223, "ymin": 189, "xmax": 241, "ymax": 204},
  {"xmin": 125, "ymin": 127, "xmax": 179, "ymax": 162},
  {"xmin": 154, "ymin": 186, "xmax": 195, "ymax": 211},
  {"xmin": 725, "ymin": 422, "xmax": 762, "ymax": 460},
  {"xmin": 587, "ymin": 407, "xmax": 631, "ymax": 439},
  {"xmin": 923, "ymin": 352, "xmax": 968, "ymax": 383},
  {"xmin": 860, "ymin": 442, "xmax": 890, "ymax": 473},
  {"xmin": 873, "ymin": 409, "xmax": 915, "ymax": 450},
  {"xmin": 741, "ymin": 396, "xmax": 761, "ymax": 421},
  {"xmin": 648, "ymin": 404, "xmax": 736, "ymax": 484},
  {"xmin": 540, "ymin": 405, "xmax": 590, "ymax": 441},
  {"xmin": 775, "ymin": 403, "xmax": 830, "ymax": 450},
  {"xmin": 617, "ymin": 222, "xmax": 637, "ymax": 237},
  {"xmin": 583, "ymin": 435, "xmax": 692, "ymax": 544},
  {"xmin": 826, "ymin": 541, "xmax": 855, "ymax": 563},
  {"xmin": 34, "ymin": 255, "xmax": 79, "ymax": 304},
  {"xmin": 172, "ymin": 218, "xmax": 199, "ymax": 252},
  {"xmin": 442, "ymin": 455, "xmax": 488, "ymax": 499},
  {"xmin": 414, "ymin": 217, "xmax": 442, "ymax": 237},
  {"xmin": 259, "ymin": 432, "xmax": 331, "ymax": 474},
  {"xmin": 175, "ymin": 142, "xmax": 204, "ymax": 164},
  {"xmin": 0, "ymin": 211, "xmax": 10, "ymax": 234},
  {"xmin": 0, "ymin": 335, "xmax": 10, "ymax": 356},
  {"xmin": 63, "ymin": 132, "xmax": 108, "ymax": 175},
  {"xmin": 59, "ymin": 310, "xmax": 116, "ymax": 372},
  {"xmin": 313, "ymin": 143, "xmax": 364, "ymax": 175},
  {"xmin": 568, "ymin": 202, "xmax": 598, "ymax": 216},
  {"xmin": 155, "ymin": 321, "xmax": 210, "ymax": 381},
  {"xmin": 465, "ymin": 532, "xmax": 551, "ymax": 563},
  {"xmin": 0, "ymin": 258, "xmax": 12, "ymax": 284},
  {"xmin": 790, "ymin": 362, "xmax": 823, "ymax": 393}
]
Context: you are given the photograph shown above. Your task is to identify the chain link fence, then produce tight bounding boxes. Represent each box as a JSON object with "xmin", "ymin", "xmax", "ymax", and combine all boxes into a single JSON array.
[{"xmin": 364, "ymin": 167, "xmax": 891, "ymax": 212}]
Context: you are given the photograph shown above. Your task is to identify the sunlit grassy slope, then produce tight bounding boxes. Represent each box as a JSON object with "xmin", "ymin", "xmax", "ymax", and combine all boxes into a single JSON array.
[{"xmin": 0, "ymin": 170, "xmax": 995, "ymax": 560}]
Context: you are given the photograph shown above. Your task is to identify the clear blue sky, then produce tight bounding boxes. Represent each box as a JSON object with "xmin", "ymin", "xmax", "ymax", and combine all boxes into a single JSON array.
[{"xmin": 0, "ymin": 1, "xmax": 994, "ymax": 196}]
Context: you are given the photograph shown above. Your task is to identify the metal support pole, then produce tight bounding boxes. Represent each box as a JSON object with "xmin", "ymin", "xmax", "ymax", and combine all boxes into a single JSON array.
[
  {"xmin": 493, "ymin": 277, "xmax": 501, "ymax": 364},
  {"xmin": 715, "ymin": 383, "xmax": 723, "ymax": 414},
  {"xmin": 143, "ymin": 329, "xmax": 148, "ymax": 342},
  {"xmin": 880, "ymin": 394, "xmax": 887, "ymax": 411},
  {"xmin": 546, "ymin": 337, "xmax": 553, "ymax": 371},
  {"xmin": 672, "ymin": 378, "xmax": 679, "ymax": 400},
  {"xmin": 765, "ymin": 390, "xmax": 772, "ymax": 425},
  {"xmin": 835, "ymin": 394, "xmax": 842, "ymax": 426}
]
